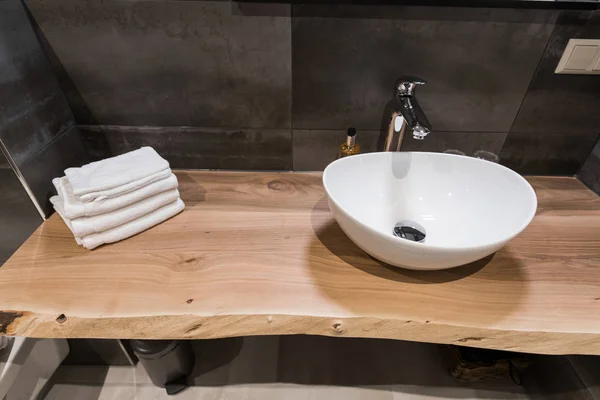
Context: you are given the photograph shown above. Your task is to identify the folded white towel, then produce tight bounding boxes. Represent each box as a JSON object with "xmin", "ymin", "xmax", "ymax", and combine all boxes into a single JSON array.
[
  {"xmin": 54, "ymin": 199, "xmax": 185, "ymax": 250},
  {"xmin": 65, "ymin": 147, "xmax": 170, "ymax": 197},
  {"xmin": 78, "ymin": 168, "xmax": 172, "ymax": 203},
  {"xmin": 53, "ymin": 173, "xmax": 179, "ymax": 219},
  {"xmin": 51, "ymin": 188, "xmax": 180, "ymax": 237}
]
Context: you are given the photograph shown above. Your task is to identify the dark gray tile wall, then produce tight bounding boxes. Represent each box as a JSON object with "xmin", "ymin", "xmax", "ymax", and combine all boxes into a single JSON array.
[
  {"xmin": 510, "ymin": 11, "xmax": 600, "ymax": 134},
  {"xmin": 500, "ymin": 131, "xmax": 599, "ymax": 175},
  {"xmin": 500, "ymin": 10, "xmax": 600, "ymax": 175},
  {"xmin": 20, "ymin": 126, "xmax": 90, "ymax": 211},
  {"xmin": 293, "ymin": 130, "xmax": 507, "ymax": 171},
  {"xmin": 401, "ymin": 132, "xmax": 508, "ymax": 157},
  {"xmin": 1, "ymin": 0, "xmax": 89, "ymax": 216},
  {"xmin": 0, "ymin": 163, "xmax": 42, "ymax": 266},
  {"xmin": 23, "ymin": 1, "xmax": 600, "ymax": 175},
  {"xmin": 293, "ymin": 129, "xmax": 381, "ymax": 171},
  {"xmin": 27, "ymin": 0, "xmax": 292, "ymax": 129},
  {"xmin": 0, "ymin": 0, "xmax": 73, "ymax": 164},
  {"xmin": 291, "ymin": 6, "xmax": 556, "ymax": 132},
  {"xmin": 578, "ymin": 139, "xmax": 600, "ymax": 194},
  {"xmin": 79, "ymin": 125, "xmax": 291, "ymax": 170}
]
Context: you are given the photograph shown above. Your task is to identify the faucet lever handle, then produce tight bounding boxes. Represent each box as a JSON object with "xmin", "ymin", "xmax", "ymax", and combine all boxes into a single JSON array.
[{"xmin": 396, "ymin": 76, "xmax": 426, "ymax": 96}]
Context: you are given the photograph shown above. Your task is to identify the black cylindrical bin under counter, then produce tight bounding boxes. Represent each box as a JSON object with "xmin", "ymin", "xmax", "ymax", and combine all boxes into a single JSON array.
[{"xmin": 131, "ymin": 339, "xmax": 195, "ymax": 395}]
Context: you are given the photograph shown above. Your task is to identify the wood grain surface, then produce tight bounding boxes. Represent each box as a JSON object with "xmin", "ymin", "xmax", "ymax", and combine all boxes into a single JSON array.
[{"xmin": 1, "ymin": 171, "xmax": 600, "ymax": 355}]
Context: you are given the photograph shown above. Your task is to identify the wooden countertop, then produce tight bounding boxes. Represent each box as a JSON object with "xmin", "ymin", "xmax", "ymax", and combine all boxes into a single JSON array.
[{"xmin": 1, "ymin": 171, "xmax": 600, "ymax": 355}]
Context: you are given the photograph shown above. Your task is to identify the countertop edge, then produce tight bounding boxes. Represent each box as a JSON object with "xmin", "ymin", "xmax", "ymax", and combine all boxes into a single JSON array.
[{"xmin": 5, "ymin": 312, "xmax": 600, "ymax": 356}]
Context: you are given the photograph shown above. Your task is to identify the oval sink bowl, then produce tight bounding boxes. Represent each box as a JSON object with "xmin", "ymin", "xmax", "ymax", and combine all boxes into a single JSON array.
[{"xmin": 323, "ymin": 152, "xmax": 537, "ymax": 271}]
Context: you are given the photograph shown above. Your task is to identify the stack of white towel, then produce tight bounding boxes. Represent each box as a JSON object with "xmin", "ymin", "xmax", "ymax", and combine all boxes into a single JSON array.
[{"xmin": 51, "ymin": 147, "xmax": 185, "ymax": 250}]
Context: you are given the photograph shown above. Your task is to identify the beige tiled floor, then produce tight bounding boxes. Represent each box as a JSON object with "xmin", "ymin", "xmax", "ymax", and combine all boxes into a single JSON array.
[{"xmin": 40, "ymin": 336, "xmax": 532, "ymax": 400}]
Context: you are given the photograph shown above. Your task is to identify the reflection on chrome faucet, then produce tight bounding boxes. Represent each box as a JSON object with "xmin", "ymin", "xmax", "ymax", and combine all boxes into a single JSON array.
[{"xmin": 383, "ymin": 76, "xmax": 432, "ymax": 152}]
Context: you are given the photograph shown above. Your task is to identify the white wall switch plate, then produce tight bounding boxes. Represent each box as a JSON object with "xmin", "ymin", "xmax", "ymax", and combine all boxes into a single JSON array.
[{"xmin": 555, "ymin": 39, "xmax": 600, "ymax": 75}]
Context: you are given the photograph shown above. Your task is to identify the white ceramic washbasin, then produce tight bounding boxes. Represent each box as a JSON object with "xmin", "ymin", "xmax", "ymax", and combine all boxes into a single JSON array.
[{"xmin": 323, "ymin": 152, "xmax": 537, "ymax": 271}]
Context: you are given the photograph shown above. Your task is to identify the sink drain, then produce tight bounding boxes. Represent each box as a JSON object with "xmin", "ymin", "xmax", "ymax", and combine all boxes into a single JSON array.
[{"xmin": 393, "ymin": 221, "xmax": 426, "ymax": 243}]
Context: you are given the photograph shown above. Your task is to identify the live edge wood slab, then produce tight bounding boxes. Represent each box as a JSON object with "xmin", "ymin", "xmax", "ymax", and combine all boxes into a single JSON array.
[{"xmin": 1, "ymin": 171, "xmax": 600, "ymax": 355}]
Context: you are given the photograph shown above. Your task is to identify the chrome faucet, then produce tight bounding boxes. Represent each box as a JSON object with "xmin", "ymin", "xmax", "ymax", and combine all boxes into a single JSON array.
[{"xmin": 383, "ymin": 76, "xmax": 432, "ymax": 152}]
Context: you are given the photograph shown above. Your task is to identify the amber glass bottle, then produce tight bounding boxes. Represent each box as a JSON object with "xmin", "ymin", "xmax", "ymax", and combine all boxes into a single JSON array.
[{"xmin": 339, "ymin": 127, "xmax": 360, "ymax": 158}]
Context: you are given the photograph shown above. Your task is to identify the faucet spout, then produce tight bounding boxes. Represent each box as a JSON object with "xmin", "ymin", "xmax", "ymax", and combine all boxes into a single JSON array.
[
  {"xmin": 383, "ymin": 76, "xmax": 432, "ymax": 151},
  {"xmin": 397, "ymin": 96, "xmax": 431, "ymax": 140}
]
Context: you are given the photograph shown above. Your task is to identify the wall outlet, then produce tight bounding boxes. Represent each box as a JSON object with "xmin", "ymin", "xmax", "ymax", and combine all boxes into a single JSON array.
[{"xmin": 555, "ymin": 39, "xmax": 600, "ymax": 75}]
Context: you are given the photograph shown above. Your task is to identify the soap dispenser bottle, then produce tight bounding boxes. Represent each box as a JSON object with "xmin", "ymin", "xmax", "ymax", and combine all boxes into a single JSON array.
[{"xmin": 339, "ymin": 127, "xmax": 360, "ymax": 158}]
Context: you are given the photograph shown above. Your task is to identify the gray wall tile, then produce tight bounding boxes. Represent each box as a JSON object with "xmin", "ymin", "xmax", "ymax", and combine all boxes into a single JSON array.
[
  {"xmin": 293, "ymin": 129, "xmax": 506, "ymax": 171},
  {"xmin": 400, "ymin": 131, "xmax": 507, "ymax": 158},
  {"xmin": 291, "ymin": 5, "xmax": 557, "ymax": 132},
  {"xmin": 20, "ymin": 126, "xmax": 91, "ymax": 215},
  {"xmin": 79, "ymin": 125, "xmax": 292, "ymax": 170},
  {"xmin": 499, "ymin": 131, "xmax": 599, "ymax": 175},
  {"xmin": 27, "ymin": 0, "xmax": 292, "ymax": 129},
  {"xmin": 510, "ymin": 10, "xmax": 600, "ymax": 134},
  {"xmin": 578, "ymin": 139, "xmax": 600, "ymax": 194},
  {"xmin": 292, "ymin": 129, "xmax": 380, "ymax": 171},
  {"xmin": 20, "ymin": 0, "xmax": 600, "ymax": 177},
  {"xmin": 1, "ymin": 0, "xmax": 88, "ymax": 218},
  {"xmin": 0, "ymin": 162, "xmax": 42, "ymax": 265},
  {"xmin": 0, "ymin": 0, "xmax": 74, "ymax": 164},
  {"xmin": 501, "ymin": 10, "xmax": 600, "ymax": 175}
]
